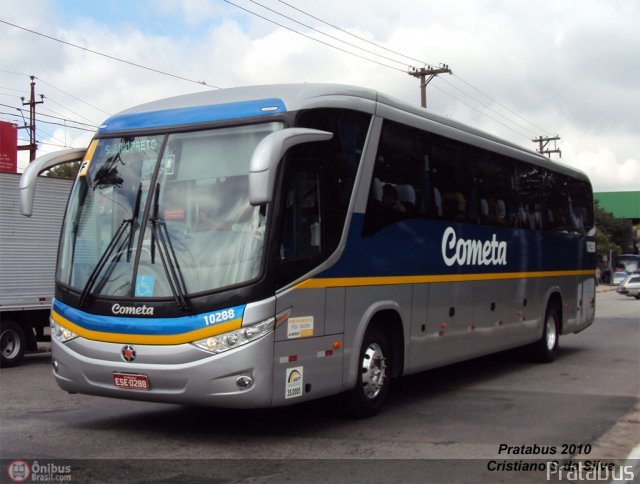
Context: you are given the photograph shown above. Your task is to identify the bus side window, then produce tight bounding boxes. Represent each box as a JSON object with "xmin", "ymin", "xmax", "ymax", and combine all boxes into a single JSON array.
[
  {"xmin": 362, "ymin": 120, "xmax": 428, "ymax": 236},
  {"xmin": 429, "ymin": 137, "xmax": 475, "ymax": 224}
]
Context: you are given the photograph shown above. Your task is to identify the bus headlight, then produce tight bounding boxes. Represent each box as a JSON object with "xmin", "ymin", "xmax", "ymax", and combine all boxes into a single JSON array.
[
  {"xmin": 50, "ymin": 320, "xmax": 79, "ymax": 343},
  {"xmin": 192, "ymin": 317, "xmax": 274, "ymax": 354}
]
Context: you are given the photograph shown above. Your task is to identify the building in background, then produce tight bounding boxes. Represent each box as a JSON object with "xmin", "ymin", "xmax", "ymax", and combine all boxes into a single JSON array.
[{"xmin": 595, "ymin": 192, "xmax": 640, "ymax": 224}]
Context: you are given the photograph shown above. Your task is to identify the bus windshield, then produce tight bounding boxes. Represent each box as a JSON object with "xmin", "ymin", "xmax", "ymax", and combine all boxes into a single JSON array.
[{"xmin": 57, "ymin": 122, "xmax": 283, "ymax": 300}]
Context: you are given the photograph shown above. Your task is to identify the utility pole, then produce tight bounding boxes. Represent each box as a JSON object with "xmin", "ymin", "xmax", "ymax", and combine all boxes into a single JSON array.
[
  {"xmin": 408, "ymin": 64, "xmax": 452, "ymax": 108},
  {"xmin": 17, "ymin": 76, "xmax": 44, "ymax": 162},
  {"xmin": 532, "ymin": 135, "xmax": 561, "ymax": 158}
]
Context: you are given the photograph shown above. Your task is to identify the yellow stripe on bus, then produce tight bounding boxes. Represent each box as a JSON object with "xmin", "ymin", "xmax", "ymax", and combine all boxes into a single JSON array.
[
  {"xmin": 293, "ymin": 269, "xmax": 595, "ymax": 289},
  {"xmin": 77, "ymin": 140, "xmax": 98, "ymax": 177},
  {"xmin": 51, "ymin": 310, "xmax": 242, "ymax": 345}
]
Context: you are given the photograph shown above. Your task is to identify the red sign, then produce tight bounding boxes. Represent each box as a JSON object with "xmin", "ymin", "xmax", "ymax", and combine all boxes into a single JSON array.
[{"xmin": 0, "ymin": 121, "xmax": 18, "ymax": 173}]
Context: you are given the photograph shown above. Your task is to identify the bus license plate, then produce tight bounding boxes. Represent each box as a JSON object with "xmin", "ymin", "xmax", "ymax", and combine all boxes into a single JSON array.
[{"xmin": 113, "ymin": 373, "xmax": 150, "ymax": 391}]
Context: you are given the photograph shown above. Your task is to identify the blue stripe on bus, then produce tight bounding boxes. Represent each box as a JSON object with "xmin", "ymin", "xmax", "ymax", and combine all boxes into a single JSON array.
[
  {"xmin": 52, "ymin": 299, "xmax": 245, "ymax": 336},
  {"xmin": 317, "ymin": 214, "xmax": 595, "ymax": 280},
  {"xmin": 98, "ymin": 98, "xmax": 287, "ymax": 133}
]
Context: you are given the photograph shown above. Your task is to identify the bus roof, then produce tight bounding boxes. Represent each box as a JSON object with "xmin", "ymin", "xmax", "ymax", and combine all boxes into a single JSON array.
[{"xmin": 98, "ymin": 83, "xmax": 590, "ymax": 183}]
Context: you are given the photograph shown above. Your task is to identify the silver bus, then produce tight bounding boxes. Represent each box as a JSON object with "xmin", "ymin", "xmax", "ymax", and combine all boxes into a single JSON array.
[{"xmin": 20, "ymin": 84, "xmax": 596, "ymax": 416}]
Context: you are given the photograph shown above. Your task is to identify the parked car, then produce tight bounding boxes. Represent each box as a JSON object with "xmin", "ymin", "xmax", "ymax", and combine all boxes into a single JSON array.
[
  {"xmin": 612, "ymin": 271, "xmax": 629, "ymax": 285},
  {"xmin": 616, "ymin": 274, "xmax": 640, "ymax": 299}
]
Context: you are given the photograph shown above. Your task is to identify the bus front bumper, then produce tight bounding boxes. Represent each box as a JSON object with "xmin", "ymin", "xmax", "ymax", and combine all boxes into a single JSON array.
[{"xmin": 51, "ymin": 333, "xmax": 275, "ymax": 408}]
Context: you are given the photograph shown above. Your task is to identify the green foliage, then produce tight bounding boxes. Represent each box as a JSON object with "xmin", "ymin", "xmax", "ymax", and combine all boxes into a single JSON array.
[
  {"xmin": 595, "ymin": 200, "xmax": 633, "ymax": 258},
  {"xmin": 43, "ymin": 161, "xmax": 81, "ymax": 180}
]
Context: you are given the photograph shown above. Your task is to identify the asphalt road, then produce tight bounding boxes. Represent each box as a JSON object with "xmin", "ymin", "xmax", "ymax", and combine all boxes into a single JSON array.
[{"xmin": 0, "ymin": 289, "xmax": 638, "ymax": 483}]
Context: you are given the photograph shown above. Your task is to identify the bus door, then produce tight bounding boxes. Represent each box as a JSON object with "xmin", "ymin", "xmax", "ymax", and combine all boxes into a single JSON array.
[{"xmin": 271, "ymin": 161, "xmax": 344, "ymax": 405}]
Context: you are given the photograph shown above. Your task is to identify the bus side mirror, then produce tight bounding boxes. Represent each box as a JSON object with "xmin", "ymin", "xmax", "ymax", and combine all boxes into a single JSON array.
[
  {"xmin": 248, "ymin": 128, "xmax": 333, "ymax": 205},
  {"xmin": 19, "ymin": 148, "xmax": 87, "ymax": 216}
]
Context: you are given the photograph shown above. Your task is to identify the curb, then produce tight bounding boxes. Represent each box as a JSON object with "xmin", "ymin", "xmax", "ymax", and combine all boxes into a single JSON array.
[{"xmin": 596, "ymin": 285, "xmax": 618, "ymax": 294}]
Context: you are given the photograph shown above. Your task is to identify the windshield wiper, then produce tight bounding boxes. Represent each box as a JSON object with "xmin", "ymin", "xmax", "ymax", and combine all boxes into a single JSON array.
[
  {"xmin": 78, "ymin": 218, "xmax": 131, "ymax": 308},
  {"xmin": 127, "ymin": 183, "xmax": 142, "ymax": 263},
  {"xmin": 148, "ymin": 184, "xmax": 191, "ymax": 312}
]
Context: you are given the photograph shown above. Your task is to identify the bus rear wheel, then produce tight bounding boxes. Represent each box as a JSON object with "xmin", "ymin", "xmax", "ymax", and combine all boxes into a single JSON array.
[
  {"xmin": 532, "ymin": 305, "xmax": 560, "ymax": 363},
  {"xmin": 1, "ymin": 320, "xmax": 26, "ymax": 368},
  {"xmin": 345, "ymin": 327, "xmax": 391, "ymax": 418}
]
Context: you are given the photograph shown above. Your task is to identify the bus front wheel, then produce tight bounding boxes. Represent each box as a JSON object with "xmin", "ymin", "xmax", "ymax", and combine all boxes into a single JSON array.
[
  {"xmin": 345, "ymin": 327, "xmax": 391, "ymax": 418},
  {"xmin": 532, "ymin": 305, "xmax": 560, "ymax": 363}
]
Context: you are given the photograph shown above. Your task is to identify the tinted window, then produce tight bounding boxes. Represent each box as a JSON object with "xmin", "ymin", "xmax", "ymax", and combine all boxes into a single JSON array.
[
  {"xmin": 363, "ymin": 119, "xmax": 593, "ymax": 236},
  {"xmin": 477, "ymin": 154, "xmax": 515, "ymax": 227},
  {"xmin": 276, "ymin": 109, "xmax": 370, "ymax": 287}
]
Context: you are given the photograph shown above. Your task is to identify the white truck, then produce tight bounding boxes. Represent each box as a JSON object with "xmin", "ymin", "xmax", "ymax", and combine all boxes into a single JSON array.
[{"xmin": 0, "ymin": 171, "xmax": 73, "ymax": 366}]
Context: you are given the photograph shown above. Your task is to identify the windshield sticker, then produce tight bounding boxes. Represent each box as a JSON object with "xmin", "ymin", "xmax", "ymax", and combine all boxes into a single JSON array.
[
  {"xmin": 78, "ymin": 140, "xmax": 98, "ymax": 177},
  {"xmin": 285, "ymin": 366, "xmax": 303, "ymax": 399},
  {"xmin": 163, "ymin": 154, "xmax": 176, "ymax": 176},
  {"xmin": 164, "ymin": 209, "xmax": 185, "ymax": 220},
  {"xmin": 287, "ymin": 316, "xmax": 314, "ymax": 339},
  {"xmin": 135, "ymin": 275, "xmax": 156, "ymax": 297}
]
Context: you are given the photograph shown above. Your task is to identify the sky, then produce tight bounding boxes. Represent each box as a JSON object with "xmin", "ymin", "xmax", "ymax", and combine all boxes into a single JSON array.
[{"xmin": 0, "ymin": 0, "xmax": 638, "ymax": 192}]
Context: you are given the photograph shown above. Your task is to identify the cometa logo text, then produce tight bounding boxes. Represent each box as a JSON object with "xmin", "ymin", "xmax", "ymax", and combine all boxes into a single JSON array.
[
  {"xmin": 441, "ymin": 227, "xmax": 508, "ymax": 267},
  {"xmin": 111, "ymin": 304, "xmax": 154, "ymax": 316}
]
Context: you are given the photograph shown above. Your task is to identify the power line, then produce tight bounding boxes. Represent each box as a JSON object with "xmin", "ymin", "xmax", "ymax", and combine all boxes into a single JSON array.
[
  {"xmin": 274, "ymin": 2, "xmax": 556, "ymax": 139},
  {"xmin": 18, "ymin": 137, "xmax": 66, "ymax": 149},
  {"xmin": 246, "ymin": 0, "xmax": 413, "ymax": 69},
  {"xmin": 34, "ymin": 109, "xmax": 98, "ymax": 128},
  {"xmin": 0, "ymin": 103, "xmax": 97, "ymax": 128},
  {"xmin": 452, "ymin": 74, "xmax": 555, "ymax": 136},
  {"xmin": 0, "ymin": 19, "xmax": 222, "ymax": 89},
  {"xmin": 277, "ymin": 0, "xmax": 437, "ymax": 69},
  {"xmin": 223, "ymin": 0, "xmax": 407, "ymax": 73},
  {"xmin": 0, "ymin": 85, "xmax": 28, "ymax": 95},
  {"xmin": 2, "ymin": 73, "xmax": 110, "ymax": 118},
  {"xmin": 0, "ymin": 111, "xmax": 96, "ymax": 132},
  {"xmin": 1, "ymin": 11, "xmax": 556, "ymax": 144},
  {"xmin": 436, "ymin": 76, "xmax": 539, "ymax": 137},
  {"xmin": 429, "ymin": 82, "xmax": 532, "ymax": 140},
  {"xmin": 40, "ymin": 96, "xmax": 99, "ymax": 125},
  {"xmin": 36, "ymin": 77, "xmax": 111, "ymax": 116},
  {"xmin": 35, "ymin": 124, "xmax": 70, "ymax": 148},
  {"xmin": 0, "ymin": 68, "xmax": 30, "ymax": 77}
]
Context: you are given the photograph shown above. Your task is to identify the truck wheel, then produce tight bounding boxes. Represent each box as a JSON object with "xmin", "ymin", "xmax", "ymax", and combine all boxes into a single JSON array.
[
  {"xmin": 1, "ymin": 320, "xmax": 26, "ymax": 367},
  {"xmin": 344, "ymin": 327, "xmax": 391, "ymax": 418},
  {"xmin": 531, "ymin": 305, "xmax": 560, "ymax": 363}
]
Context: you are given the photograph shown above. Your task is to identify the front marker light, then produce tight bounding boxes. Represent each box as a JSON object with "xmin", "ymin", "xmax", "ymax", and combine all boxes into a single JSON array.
[
  {"xmin": 193, "ymin": 317, "xmax": 274, "ymax": 354},
  {"xmin": 50, "ymin": 319, "xmax": 78, "ymax": 343}
]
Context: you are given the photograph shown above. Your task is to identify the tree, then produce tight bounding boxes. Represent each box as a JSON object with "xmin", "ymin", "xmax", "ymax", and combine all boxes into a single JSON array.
[
  {"xmin": 43, "ymin": 161, "xmax": 81, "ymax": 180},
  {"xmin": 595, "ymin": 201, "xmax": 633, "ymax": 260}
]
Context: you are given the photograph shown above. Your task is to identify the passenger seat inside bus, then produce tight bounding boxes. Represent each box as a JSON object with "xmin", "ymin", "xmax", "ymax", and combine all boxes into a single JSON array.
[{"xmin": 396, "ymin": 184, "xmax": 416, "ymax": 213}]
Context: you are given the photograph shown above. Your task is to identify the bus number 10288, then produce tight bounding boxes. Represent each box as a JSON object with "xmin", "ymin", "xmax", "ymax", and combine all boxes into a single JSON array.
[{"xmin": 203, "ymin": 309, "xmax": 236, "ymax": 326}]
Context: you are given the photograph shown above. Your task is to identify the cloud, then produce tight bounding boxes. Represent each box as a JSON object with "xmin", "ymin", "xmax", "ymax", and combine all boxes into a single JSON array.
[{"xmin": 2, "ymin": 0, "xmax": 638, "ymax": 192}]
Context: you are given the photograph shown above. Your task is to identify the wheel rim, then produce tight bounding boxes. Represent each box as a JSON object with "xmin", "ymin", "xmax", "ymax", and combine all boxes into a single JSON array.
[
  {"xmin": 361, "ymin": 342, "xmax": 387, "ymax": 400},
  {"xmin": 1, "ymin": 328, "xmax": 20, "ymax": 360},
  {"xmin": 545, "ymin": 314, "xmax": 557, "ymax": 351}
]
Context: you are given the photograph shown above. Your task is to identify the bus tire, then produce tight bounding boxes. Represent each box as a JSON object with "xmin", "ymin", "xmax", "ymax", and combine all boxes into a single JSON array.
[
  {"xmin": 1, "ymin": 320, "xmax": 26, "ymax": 368},
  {"xmin": 344, "ymin": 327, "xmax": 391, "ymax": 418},
  {"xmin": 532, "ymin": 305, "xmax": 560, "ymax": 363}
]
